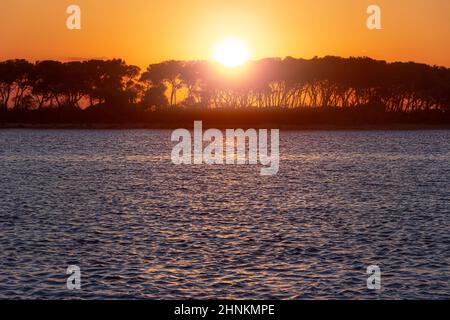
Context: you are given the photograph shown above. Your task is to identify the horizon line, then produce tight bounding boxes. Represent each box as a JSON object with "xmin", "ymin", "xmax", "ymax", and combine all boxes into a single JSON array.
[{"xmin": 1, "ymin": 54, "xmax": 449, "ymax": 69}]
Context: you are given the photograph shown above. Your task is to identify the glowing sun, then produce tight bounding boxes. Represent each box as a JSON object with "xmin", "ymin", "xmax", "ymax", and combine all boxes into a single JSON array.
[{"xmin": 213, "ymin": 38, "xmax": 251, "ymax": 68}]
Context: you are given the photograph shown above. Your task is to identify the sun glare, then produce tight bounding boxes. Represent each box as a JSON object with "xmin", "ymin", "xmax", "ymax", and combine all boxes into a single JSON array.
[{"xmin": 213, "ymin": 38, "xmax": 251, "ymax": 68}]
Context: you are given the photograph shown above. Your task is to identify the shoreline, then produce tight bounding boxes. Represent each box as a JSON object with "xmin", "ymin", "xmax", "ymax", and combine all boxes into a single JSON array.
[{"xmin": 1, "ymin": 123, "xmax": 450, "ymax": 131}]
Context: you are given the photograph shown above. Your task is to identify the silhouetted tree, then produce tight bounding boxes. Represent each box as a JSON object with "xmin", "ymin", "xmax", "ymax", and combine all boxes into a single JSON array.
[
  {"xmin": 142, "ymin": 60, "xmax": 182, "ymax": 107},
  {"xmin": 0, "ymin": 56, "xmax": 449, "ymax": 123}
]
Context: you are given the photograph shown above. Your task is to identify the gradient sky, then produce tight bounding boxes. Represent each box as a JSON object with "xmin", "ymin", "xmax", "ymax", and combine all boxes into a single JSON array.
[{"xmin": 0, "ymin": 0, "xmax": 449, "ymax": 67}]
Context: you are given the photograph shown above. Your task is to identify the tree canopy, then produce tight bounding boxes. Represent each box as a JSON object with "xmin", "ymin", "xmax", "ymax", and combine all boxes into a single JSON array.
[{"xmin": 0, "ymin": 56, "xmax": 449, "ymax": 125}]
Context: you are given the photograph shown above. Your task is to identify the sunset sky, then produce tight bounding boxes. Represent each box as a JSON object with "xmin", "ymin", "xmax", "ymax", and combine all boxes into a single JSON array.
[{"xmin": 0, "ymin": 0, "xmax": 449, "ymax": 67}]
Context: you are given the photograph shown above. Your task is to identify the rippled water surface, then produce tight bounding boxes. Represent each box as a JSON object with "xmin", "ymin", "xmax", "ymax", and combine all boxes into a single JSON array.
[{"xmin": 0, "ymin": 129, "xmax": 449, "ymax": 299}]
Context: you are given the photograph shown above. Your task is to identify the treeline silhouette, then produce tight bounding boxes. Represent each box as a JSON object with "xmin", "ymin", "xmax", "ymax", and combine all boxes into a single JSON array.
[{"xmin": 1, "ymin": 56, "xmax": 449, "ymax": 127}]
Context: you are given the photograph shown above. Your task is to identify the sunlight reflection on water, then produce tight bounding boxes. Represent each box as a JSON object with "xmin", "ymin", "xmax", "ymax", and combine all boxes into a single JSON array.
[{"xmin": 0, "ymin": 129, "xmax": 449, "ymax": 299}]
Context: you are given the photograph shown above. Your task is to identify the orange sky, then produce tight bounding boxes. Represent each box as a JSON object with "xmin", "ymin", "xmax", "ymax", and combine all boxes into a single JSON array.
[{"xmin": 0, "ymin": 0, "xmax": 449, "ymax": 67}]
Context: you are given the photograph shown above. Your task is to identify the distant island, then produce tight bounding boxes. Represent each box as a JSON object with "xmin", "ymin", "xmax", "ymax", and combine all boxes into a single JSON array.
[{"xmin": 1, "ymin": 56, "xmax": 449, "ymax": 129}]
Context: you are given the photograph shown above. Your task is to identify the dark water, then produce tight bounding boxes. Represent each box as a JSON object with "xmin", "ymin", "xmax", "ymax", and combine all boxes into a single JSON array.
[{"xmin": 0, "ymin": 129, "xmax": 449, "ymax": 299}]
